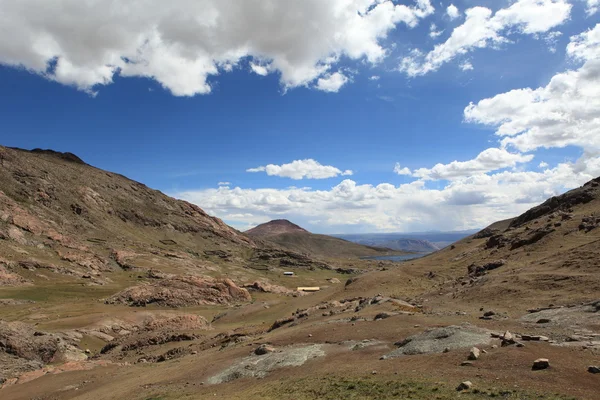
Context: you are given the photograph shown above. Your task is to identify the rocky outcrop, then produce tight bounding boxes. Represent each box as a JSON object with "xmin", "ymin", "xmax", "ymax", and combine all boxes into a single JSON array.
[
  {"xmin": 243, "ymin": 281, "xmax": 296, "ymax": 295},
  {"xmin": 468, "ymin": 260, "xmax": 506, "ymax": 277},
  {"xmin": 0, "ymin": 262, "xmax": 30, "ymax": 286},
  {"xmin": 510, "ymin": 179, "xmax": 598, "ymax": 228},
  {"xmin": 510, "ymin": 228, "xmax": 554, "ymax": 250},
  {"xmin": 384, "ymin": 325, "xmax": 491, "ymax": 358},
  {"xmin": 0, "ymin": 320, "xmax": 86, "ymax": 383},
  {"xmin": 105, "ymin": 275, "xmax": 252, "ymax": 308}
]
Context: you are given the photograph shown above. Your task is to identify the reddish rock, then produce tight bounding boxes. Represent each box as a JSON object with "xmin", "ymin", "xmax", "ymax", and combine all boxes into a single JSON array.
[{"xmin": 106, "ymin": 275, "xmax": 252, "ymax": 308}]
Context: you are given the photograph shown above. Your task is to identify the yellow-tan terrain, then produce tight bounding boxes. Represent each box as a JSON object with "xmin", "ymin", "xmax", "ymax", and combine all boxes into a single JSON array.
[{"xmin": 1, "ymin": 146, "xmax": 599, "ymax": 400}]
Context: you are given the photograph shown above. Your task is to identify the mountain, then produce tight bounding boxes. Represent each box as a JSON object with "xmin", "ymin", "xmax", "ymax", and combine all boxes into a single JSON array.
[
  {"xmin": 0, "ymin": 146, "xmax": 348, "ymax": 289},
  {"xmin": 335, "ymin": 231, "xmax": 478, "ymax": 252},
  {"xmin": 337, "ymin": 236, "xmax": 439, "ymax": 253},
  {"xmin": 245, "ymin": 219, "xmax": 400, "ymax": 259},
  {"xmin": 246, "ymin": 219, "xmax": 309, "ymax": 236}
]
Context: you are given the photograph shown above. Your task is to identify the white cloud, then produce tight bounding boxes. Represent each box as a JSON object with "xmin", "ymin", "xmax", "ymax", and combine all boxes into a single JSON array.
[
  {"xmin": 465, "ymin": 24, "xmax": 600, "ymax": 153},
  {"xmin": 543, "ymin": 31, "xmax": 563, "ymax": 53},
  {"xmin": 218, "ymin": 182, "xmax": 231, "ymax": 186},
  {"xmin": 400, "ymin": 0, "xmax": 572, "ymax": 76},
  {"xmin": 459, "ymin": 61, "xmax": 474, "ymax": 71},
  {"xmin": 394, "ymin": 163, "xmax": 412, "ymax": 175},
  {"xmin": 250, "ymin": 63, "xmax": 269, "ymax": 76},
  {"xmin": 447, "ymin": 4, "xmax": 460, "ymax": 20},
  {"xmin": 0, "ymin": 0, "xmax": 435, "ymax": 96},
  {"xmin": 412, "ymin": 148, "xmax": 534, "ymax": 180},
  {"xmin": 315, "ymin": 72, "xmax": 349, "ymax": 93},
  {"xmin": 175, "ymin": 155, "xmax": 600, "ymax": 233},
  {"xmin": 247, "ymin": 159, "xmax": 353, "ymax": 180},
  {"xmin": 369, "ymin": 75, "xmax": 380, "ymax": 80},
  {"xmin": 429, "ymin": 23, "xmax": 443, "ymax": 39},
  {"xmin": 177, "ymin": 23, "xmax": 600, "ymax": 233},
  {"xmin": 587, "ymin": 0, "xmax": 599, "ymax": 15}
]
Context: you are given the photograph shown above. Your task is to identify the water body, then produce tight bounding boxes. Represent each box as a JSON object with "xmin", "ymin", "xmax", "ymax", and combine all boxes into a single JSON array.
[{"xmin": 362, "ymin": 253, "xmax": 429, "ymax": 262}]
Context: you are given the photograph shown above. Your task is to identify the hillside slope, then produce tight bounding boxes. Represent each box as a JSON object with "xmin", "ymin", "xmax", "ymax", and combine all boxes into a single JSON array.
[
  {"xmin": 246, "ymin": 220, "xmax": 398, "ymax": 259},
  {"xmin": 345, "ymin": 177, "xmax": 600, "ymax": 312}
]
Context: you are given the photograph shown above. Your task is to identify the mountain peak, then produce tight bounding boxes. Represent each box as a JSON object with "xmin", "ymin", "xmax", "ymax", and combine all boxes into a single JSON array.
[{"xmin": 245, "ymin": 219, "xmax": 309, "ymax": 236}]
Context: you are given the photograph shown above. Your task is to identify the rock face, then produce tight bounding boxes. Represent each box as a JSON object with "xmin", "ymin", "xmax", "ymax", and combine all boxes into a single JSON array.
[{"xmin": 105, "ymin": 276, "xmax": 252, "ymax": 308}]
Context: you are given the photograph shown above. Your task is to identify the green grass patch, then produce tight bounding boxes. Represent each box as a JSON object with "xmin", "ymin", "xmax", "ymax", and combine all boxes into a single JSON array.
[{"xmin": 249, "ymin": 377, "xmax": 580, "ymax": 400}]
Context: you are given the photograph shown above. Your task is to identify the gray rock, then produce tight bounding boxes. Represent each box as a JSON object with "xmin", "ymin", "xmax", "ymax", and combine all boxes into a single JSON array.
[
  {"xmin": 386, "ymin": 325, "xmax": 491, "ymax": 358},
  {"xmin": 468, "ymin": 347, "xmax": 480, "ymax": 360}
]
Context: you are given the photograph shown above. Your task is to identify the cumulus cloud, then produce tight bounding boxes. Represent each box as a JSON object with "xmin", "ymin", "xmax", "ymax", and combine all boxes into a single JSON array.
[
  {"xmin": 369, "ymin": 75, "xmax": 380, "ymax": 80},
  {"xmin": 429, "ymin": 23, "xmax": 443, "ymax": 39},
  {"xmin": 177, "ymin": 23, "xmax": 600, "ymax": 233},
  {"xmin": 459, "ymin": 61, "xmax": 474, "ymax": 71},
  {"xmin": 447, "ymin": 4, "xmax": 460, "ymax": 20},
  {"xmin": 175, "ymin": 155, "xmax": 600, "ymax": 233},
  {"xmin": 247, "ymin": 159, "xmax": 353, "ymax": 180},
  {"xmin": 218, "ymin": 182, "xmax": 231, "ymax": 186},
  {"xmin": 250, "ymin": 63, "xmax": 269, "ymax": 76},
  {"xmin": 394, "ymin": 163, "xmax": 412, "ymax": 175},
  {"xmin": 0, "ymin": 0, "xmax": 435, "ymax": 96},
  {"xmin": 400, "ymin": 0, "xmax": 572, "ymax": 76},
  {"xmin": 587, "ymin": 0, "xmax": 599, "ymax": 15},
  {"xmin": 412, "ymin": 148, "xmax": 534, "ymax": 180},
  {"xmin": 315, "ymin": 72, "xmax": 349, "ymax": 93},
  {"xmin": 464, "ymin": 24, "xmax": 600, "ymax": 152}
]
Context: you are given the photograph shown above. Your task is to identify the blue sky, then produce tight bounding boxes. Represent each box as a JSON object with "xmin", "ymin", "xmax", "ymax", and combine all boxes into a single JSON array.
[{"xmin": 1, "ymin": 0, "xmax": 599, "ymax": 233}]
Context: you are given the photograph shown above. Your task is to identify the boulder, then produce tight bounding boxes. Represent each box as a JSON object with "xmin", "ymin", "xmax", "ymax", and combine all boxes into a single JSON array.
[
  {"xmin": 255, "ymin": 344, "xmax": 276, "ymax": 355},
  {"xmin": 468, "ymin": 347, "xmax": 481, "ymax": 360},
  {"xmin": 532, "ymin": 358, "xmax": 550, "ymax": 370},
  {"xmin": 456, "ymin": 381, "xmax": 473, "ymax": 391},
  {"xmin": 588, "ymin": 366, "xmax": 600, "ymax": 374}
]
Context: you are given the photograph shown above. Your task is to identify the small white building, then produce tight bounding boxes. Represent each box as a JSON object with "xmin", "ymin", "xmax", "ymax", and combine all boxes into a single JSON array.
[{"xmin": 283, "ymin": 271, "xmax": 294, "ymax": 276}]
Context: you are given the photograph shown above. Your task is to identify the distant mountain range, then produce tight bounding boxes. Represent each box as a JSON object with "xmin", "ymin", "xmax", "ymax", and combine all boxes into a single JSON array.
[{"xmin": 334, "ymin": 230, "xmax": 478, "ymax": 253}]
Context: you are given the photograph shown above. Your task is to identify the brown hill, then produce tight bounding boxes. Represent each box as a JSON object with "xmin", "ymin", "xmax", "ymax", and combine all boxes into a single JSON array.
[
  {"xmin": 344, "ymin": 177, "xmax": 600, "ymax": 312},
  {"xmin": 246, "ymin": 219, "xmax": 309, "ymax": 236},
  {"xmin": 246, "ymin": 219, "xmax": 398, "ymax": 259}
]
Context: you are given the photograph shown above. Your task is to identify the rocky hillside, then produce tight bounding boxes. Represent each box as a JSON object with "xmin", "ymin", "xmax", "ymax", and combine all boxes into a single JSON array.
[
  {"xmin": 246, "ymin": 219, "xmax": 399, "ymax": 259},
  {"xmin": 0, "ymin": 146, "xmax": 341, "ymax": 289},
  {"xmin": 346, "ymin": 177, "xmax": 600, "ymax": 311}
]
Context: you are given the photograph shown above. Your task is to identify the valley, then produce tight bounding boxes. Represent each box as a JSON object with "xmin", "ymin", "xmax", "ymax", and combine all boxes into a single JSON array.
[{"xmin": 0, "ymin": 146, "xmax": 599, "ymax": 400}]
